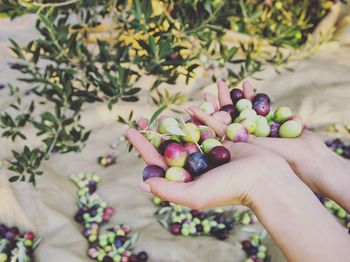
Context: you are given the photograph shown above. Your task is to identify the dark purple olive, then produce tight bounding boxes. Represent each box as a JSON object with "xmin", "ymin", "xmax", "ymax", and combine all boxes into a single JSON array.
[
  {"xmin": 0, "ymin": 224, "xmax": 7, "ymax": 238},
  {"xmin": 9, "ymin": 227, "xmax": 19, "ymax": 235},
  {"xmin": 90, "ymin": 243, "xmax": 99, "ymax": 249},
  {"xmin": 114, "ymin": 239, "xmax": 123, "ymax": 248},
  {"xmin": 343, "ymin": 146, "xmax": 350, "ymax": 158},
  {"xmin": 102, "ymin": 256, "xmax": 114, "ymax": 262},
  {"xmin": 269, "ymin": 123, "xmax": 281, "ymax": 138},
  {"xmin": 143, "ymin": 165, "xmax": 165, "ymax": 181},
  {"xmin": 208, "ymin": 146, "xmax": 231, "ymax": 166},
  {"xmin": 137, "ymin": 251, "xmax": 148, "ymax": 261},
  {"xmin": 252, "ymin": 98, "xmax": 270, "ymax": 116},
  {"xmin": 242, "ymin": 240, "xmax": 251, "ymax": 250},
  {"xmin": 225, "ymin": 220, "xmax": 234, "ymax": 230},
  {"xmin": 230, "ymin": 88, "xmax": 244, "ymax": 104},
  {"xmin": 82, "ymin": 228, "xmax": 90, "ymax": 238},
  {"xmin": 158, "ymin": 139, "xmax": 180, "ymax": 155},
  {"xmin": 5, "ymin": 231, "xmax": 15, "ymax": 240},
  {"xmin": 170, "ymin": 223, "xmax": 181, "ymax": 235},
  {"xmin": 186, "ymin": 118, "xmax": 202, "ymax": 126},
  {"xmin": 129, "ymin": 255, "xmax": 138, "ymax": 262},
  {"xmin": 332, "ymin": 138, "xmax": 343, "ymax": 148},
  {"xmin": 185, "ymin": 152, "xmax": 210, "ymax": 177},
  {"xmin": 219, "ymin": 104, "xmax": 238, "ymax": 121},
  {"xmin": 253, "ymin": 93, "xmax": 270, "ymax": 103}
]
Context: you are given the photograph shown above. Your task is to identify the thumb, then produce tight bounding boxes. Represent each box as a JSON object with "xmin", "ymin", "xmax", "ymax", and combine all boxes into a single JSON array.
[{"xmin": 247, "ymin": 134, "xmax": 293, "ymax": 156}]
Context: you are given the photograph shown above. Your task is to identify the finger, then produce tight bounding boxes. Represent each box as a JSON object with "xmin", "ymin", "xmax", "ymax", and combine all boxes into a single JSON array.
[
  {"xmin": 204, "ymin": 92, "xmax": 218, "ymax": 111},
  {"xmin": 189, "ymin": 106, "xmax": 227, "ymax": 137},
  {"xmin": 212, "ymin": 111, "xmax": 232, "ymax": 125},
  {"xmin": 222, "ymin": 140, "xmax": 264, "ymax": 160},
  {"xmin": 147, "ymin": 161, "xmax": 254, "ymax": 210},
  {"xmin": 243, "ymin": 80, "xmax": 255, "ymax": 101},
  {"xmin": 137, "ymin": 117, "xmax": 149, "ymax": 130},
  {"xmin": 247, "ymin": 134, "xmax": 301, "ymax": 161},
  {"xmin": 146, "ymin": 173, "xmax": 234, "ymax": 210},
  {"xmin": 145, "ymin": 177, "xmax": 197, "ymax": 208},
  {"xmin": 185, "ymin": 108, "xmax": 194, "ymax": 118},
  {"xmin": 217, "ymin": 79, "xmax": 233, "ymax": 107},
  {"xmin": 158, "ymin": 115, "xmax": 168, "ymax": 122},
  {"xmin": 125, "ymin": 128, "xmax": 167, "ymax": 170}
]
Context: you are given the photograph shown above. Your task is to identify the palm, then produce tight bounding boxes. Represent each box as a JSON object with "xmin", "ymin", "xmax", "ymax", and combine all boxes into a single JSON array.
[
  {"xmin": 125, "ymin": 127, "xmax": 285, "ymax": 210},
  {"xmin": 186, "ymin": 80, "xmax": 333, "ymax": 193}
]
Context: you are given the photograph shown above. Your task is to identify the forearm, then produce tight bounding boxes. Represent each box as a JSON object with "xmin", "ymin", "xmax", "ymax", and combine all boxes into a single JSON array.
[
  {"xmin": 250, "ymin": 172, "xmax": 350, "ymax": 262},
  {"xmin": 317, "ymin": 150, "xmax": 350, "ymax": 213}
]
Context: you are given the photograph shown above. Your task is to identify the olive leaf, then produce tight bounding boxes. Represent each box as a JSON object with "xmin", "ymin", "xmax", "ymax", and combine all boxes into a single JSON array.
[
  {"xmin": 148, "ymin": 105, "xmax": 167, "ymax": 130},
  {"xmin": 166, "ymin": 126, "xmax": 185, "ymax": 136}
]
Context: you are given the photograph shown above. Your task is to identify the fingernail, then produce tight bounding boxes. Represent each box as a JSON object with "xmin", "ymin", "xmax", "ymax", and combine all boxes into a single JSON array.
[
  {"xmin": 138, "ymin": 181, "xmax": 151, "ymax": 193},
  {"xmin": 185, "ymin": 108, "xmax": 194, "ymax": 116},
  {"xmin": 124, "ymin": 127, "xmax": 130, "ymax": 136}
]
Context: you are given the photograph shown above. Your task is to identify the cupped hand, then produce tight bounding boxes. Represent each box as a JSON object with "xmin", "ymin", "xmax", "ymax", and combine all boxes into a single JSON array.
[
  {"xmin": 125, "ymin": 127, "xmax": 294, "ymax": 210},
  {"xmin": 187, "ymin": 79, "xmax": 350, "ymax": 197}
]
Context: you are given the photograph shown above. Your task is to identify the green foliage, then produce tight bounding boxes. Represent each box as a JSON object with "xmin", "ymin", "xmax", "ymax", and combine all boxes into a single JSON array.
[{"xmin": 0, "ymin": 0, "xmax": 343, "ymax": 185}]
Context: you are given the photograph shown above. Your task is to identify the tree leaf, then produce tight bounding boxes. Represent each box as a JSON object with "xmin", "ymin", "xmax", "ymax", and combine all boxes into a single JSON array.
[
  {"xmin": 166, "ymin": 126, "xmax": 185, "ymax": 136},
  {"xmin": 148, "ymin": 105, "xmax": 166, "ymax": 129},
  {"xmin": 9, "ymin": 176, "xmax": 20, "ymax": 182}
]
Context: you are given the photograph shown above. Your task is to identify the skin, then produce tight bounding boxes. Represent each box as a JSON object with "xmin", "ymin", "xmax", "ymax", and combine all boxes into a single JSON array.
[
  {"xmin": 125, "ymin": 128, "xmax": 350, "ymax": 261},
  {"xmin": 125, "ymin": 80, "xmax": 350, "ymax": 261},
  {"xmin": 190, "ymin": 80, "xmax": 350, "ymax": 213}
]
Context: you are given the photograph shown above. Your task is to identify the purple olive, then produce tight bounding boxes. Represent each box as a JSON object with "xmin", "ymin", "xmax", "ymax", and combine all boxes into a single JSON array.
[
  {"xmin": 253, "ymin": 93, "xmax": 270, "ymax": 103},
  {"xmin": 103, "ymin": 256, "xmax": 114, "ymax": 262},
  {"xmin": 219, "ymin": 104, "xmax": 238, "ymax": 121},
  {"xmin": 129, "ymin": 255, "xmax": 138, "ymax": 262},
  {"xmin": 208, "ymin": 146, "xmax": 231, "ymax": 166},
  {"xmin": 170, "ymin": 223, "xmax": 182, "ymax": 235},
  {"xmin": 137, "ymin": 251, "xmax": 148, "ymax": 262},
  {"xmin": 343, "ymin": 146, "xmax": 350, "ymax": 158},
  {"xmin": 185, "ymin": 152, "xmax": 210, "ymax": 176},
  {"xmin": 143, "ymin": 165, "xmax": 165, "ymax": 181},
  {"xmin": 186, "ymin": 118, "xmax": 202, "ymax": 126},
  {"xmin": 230, "ymin": 88, "xmax": 244, "ymax": 104},
  {"xmin": 269, "ymin": 123, "xmax": 281, "ymax": 138},
  {"xmin": 252, "ymin": 98, "xmax": 270, "ymax": 116},
  {"xmin": 158, "ymin": 139, "xmax": 180, "ymax": 155},
  {"xmin": 5, "ymin": 231, "xmax": 15, "ymax": 240}
]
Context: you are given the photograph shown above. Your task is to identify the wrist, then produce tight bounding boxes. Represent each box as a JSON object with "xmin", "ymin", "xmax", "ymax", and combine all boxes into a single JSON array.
[
  {"xmin": 245, "ymin": 161, "xmax": 301, "ymax": 210},
  {"xmin": 248, "ymin": 168, "xmax": 302, "ymax": 211},
  {"xmin": 247, "ymin": 166, "xmax": 350, "ymax": 261}
]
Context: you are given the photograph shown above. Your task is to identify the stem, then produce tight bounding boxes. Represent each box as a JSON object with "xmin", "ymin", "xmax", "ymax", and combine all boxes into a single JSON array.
[
  {"xmin": 42, "ymin": 119, "xmax": 63, "ymax": 160},
  {"xmin": 180, "ymin": 117, "xmax": 203, "ymax": 153},
  {"xmin": 19, "ymin": 0, "xmax": 80, "ymax": 9},
  {"xmin": 139, "ymin": 130, "xmax": 168, "ymax": 140}
]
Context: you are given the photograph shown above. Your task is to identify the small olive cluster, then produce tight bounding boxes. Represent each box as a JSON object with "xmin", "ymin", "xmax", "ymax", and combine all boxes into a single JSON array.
[
  {"xmin": 325, "ymin": 139, "xmax": 350, "ymax": 159},
  {"xmin": 0, "ymin": 224, "xmax": 40, "ymax": 262},
  {"xmin": 241, "ymin": 234, "xmax": 269, "ymax": 262},
  {"xmin": 97, "ymin": 154, "xmax": 116, "ymax": 167},
  {"xmin": 153, "ymin": 197, "xmax": 256, "ymax": 240},
  {"xmin": 316, "ymin": 194, "xmax": 350, "ymax": 234},
  {"xmin": 141, "ymin": 85, "xmax": 303, "ymax": 184},
  {"xmin": 71, "ymin": 173, "xmax": 148, "ymax": 262}
]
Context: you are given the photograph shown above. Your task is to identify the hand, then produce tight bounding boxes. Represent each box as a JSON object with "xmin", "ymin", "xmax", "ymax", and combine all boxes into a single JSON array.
[
  {"xmin": 125, "ymin": 127, "xmax": 295, "ymax": 210},
  {"xmin": 187, "ymin": 79, "xmax": 350, "ymax": 211}
]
